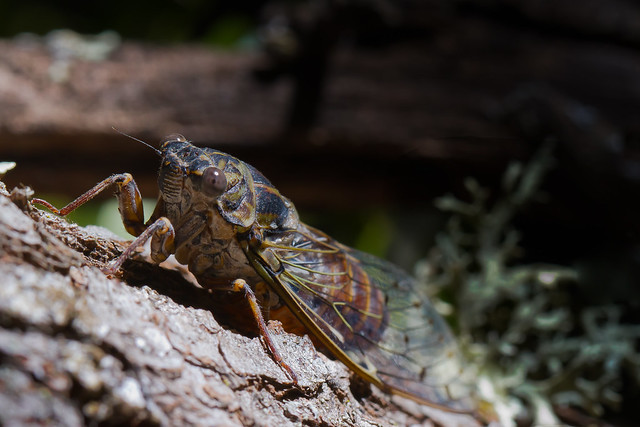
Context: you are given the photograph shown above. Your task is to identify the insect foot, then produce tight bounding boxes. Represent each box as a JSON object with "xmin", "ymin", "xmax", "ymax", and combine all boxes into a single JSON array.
[{"xmin": 231, "ymin": 278, "xmax": 300, "ymax": 386}]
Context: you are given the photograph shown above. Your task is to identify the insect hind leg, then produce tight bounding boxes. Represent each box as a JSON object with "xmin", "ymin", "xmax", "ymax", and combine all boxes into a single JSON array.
[{"xmin": 232, "ymin": 278, "xmax": 300, "ymax": 386}]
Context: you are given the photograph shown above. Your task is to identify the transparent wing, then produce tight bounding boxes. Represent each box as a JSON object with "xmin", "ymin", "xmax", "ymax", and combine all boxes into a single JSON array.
[{"xmin": 248, "ymin": 224, "xmax": 477, "ymax": 413}]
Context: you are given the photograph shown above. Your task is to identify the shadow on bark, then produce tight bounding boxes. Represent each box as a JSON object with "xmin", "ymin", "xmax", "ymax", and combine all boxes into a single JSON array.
[{"xmin": 0, "ymin": 180, "xmax": 480, "ymax": 426}]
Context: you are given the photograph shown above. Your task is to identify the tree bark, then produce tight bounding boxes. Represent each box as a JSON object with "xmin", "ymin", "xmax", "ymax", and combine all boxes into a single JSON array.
[{"xmin": 0, "ymin": 180, "xmax": 480, "ymax": 426}]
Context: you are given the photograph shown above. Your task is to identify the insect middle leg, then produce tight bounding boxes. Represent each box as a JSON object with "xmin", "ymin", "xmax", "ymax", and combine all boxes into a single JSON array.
[{"xmin": 103, "ymin": 217, "xmax": 175, "ymax": 274}]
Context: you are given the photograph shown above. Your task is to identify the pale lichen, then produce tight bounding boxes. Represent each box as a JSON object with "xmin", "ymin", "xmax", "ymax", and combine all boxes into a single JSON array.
[{"xmin": 418, "ymin": 143, "xmax": 640, "ymax": 425}]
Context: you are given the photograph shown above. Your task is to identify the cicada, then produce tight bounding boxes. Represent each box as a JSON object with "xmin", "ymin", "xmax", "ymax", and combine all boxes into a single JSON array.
[{"xmin": 32, "ymin": 134, "xmax": 479, "ymax": 415}]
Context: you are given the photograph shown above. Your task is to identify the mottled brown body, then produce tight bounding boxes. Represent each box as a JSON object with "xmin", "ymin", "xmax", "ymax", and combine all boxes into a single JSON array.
[{"xmin": 33, "ymin": 135, "xmax": 480, "ymax": 415}]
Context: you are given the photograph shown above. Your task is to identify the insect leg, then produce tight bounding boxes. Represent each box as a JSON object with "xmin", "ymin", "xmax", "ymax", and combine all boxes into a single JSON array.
[
  {"xmin": 102, "ymin": 216, "xmax": 175, "ymax": 275},
  {"xmin": 32, "ymin": 173, "xmax": 147, "ymax": 236},
  {"xmin": 231, "ymin": 278, "xmax": 300, "ymax": 386}
]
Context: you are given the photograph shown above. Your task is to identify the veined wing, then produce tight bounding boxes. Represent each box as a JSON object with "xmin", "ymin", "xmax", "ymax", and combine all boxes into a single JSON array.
[{"xmin": 246, "ymin": 223, "xmax": 477, "ymax": 413}]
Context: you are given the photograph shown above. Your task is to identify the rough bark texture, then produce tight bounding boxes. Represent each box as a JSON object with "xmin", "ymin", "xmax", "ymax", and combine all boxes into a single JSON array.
[{"xmin": 0, "ymin": 181, "xmax": 480, "ymax": 427}]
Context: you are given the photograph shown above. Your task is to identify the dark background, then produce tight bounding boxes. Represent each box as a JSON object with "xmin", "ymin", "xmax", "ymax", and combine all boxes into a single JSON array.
[{"xmin": 2, "ymin": 0, "xmax": 639, "ymax": 271}]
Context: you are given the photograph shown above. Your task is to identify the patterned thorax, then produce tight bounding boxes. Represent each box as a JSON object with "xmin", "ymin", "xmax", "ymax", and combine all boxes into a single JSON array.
[
  {"xmin": 155, "ymin": 136, "xmax": 300, "ymax": 285},
  {"xmin": 158, "ymin": 136, "xmax": 298, "ymax": 232}
]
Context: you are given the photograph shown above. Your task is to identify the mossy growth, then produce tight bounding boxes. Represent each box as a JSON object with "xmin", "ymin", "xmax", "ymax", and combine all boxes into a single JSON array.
[{"xmin": 418, "ymin": 143, "xmax": 640, "ymax": 425}]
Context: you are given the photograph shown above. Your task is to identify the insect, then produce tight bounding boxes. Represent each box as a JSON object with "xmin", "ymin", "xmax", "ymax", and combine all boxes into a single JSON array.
[{"xmin": 32, "ymin": 134, "xmax": 479, "ymax": 415}]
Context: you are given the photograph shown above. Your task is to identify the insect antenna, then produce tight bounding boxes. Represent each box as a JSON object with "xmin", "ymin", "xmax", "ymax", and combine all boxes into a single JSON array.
[{"xmin": 112, "ymin": 127, "xmax": 162, "ymax": 156}]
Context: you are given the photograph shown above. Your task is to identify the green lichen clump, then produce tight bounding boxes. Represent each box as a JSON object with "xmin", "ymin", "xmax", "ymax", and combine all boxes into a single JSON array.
[{"xmin": 418, "ymin": 144, "xmax": 640, "ymax": 425}]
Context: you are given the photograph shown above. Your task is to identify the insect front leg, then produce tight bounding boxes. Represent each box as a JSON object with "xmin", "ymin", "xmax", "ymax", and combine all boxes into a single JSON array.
[
  {"xmin": 32, "ymin": 173, "xmax": 176, "ymax": 274},
  {"xmin": 32, "ymin": 173, "xmax": 146, "ymax": 236},
  {"xmin": 231, "ymin": 279, "xmax": 299, "ymax": 386}
]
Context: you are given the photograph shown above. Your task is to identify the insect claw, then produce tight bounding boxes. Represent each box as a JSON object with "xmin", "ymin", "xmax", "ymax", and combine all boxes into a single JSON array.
[
  {"xmin": 285, "ymin": 365, "xmax": 300, "ymax": 386},
  {"xmin": 101, "ymin": 263, "xmax": 120, "ymax": 276}
]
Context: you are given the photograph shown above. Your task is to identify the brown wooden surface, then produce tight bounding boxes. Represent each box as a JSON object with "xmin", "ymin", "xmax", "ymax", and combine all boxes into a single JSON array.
[{"xmin": 0, "ymin": 180, "xmax": 482, "ymax": 426}]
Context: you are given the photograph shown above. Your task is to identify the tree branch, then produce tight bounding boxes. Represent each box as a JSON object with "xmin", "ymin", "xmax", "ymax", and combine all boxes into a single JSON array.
[{"xmin": 0, "ymin": 181, "xmax": 480, "ymax": 426}]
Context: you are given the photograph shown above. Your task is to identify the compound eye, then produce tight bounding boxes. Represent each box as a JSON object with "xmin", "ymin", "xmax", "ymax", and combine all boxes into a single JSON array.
[
  {"xmin": 202, "ymin": 167, "xmax": 227, "ymax": 196},
  {"xmin": 160, "ymin": 134, "xmax": 187, "ymax": 149}
]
